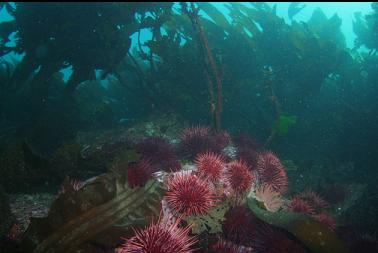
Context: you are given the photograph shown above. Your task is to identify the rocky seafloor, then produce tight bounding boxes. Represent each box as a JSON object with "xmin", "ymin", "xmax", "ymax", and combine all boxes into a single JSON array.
[{"xmin": 0, "ymin": 116, "xmax": 377, "ymax": 253}]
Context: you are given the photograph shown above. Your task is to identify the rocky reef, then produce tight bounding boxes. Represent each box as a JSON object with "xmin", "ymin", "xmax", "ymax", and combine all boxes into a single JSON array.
[{"xmin": 1, "ymin": 123, "xmax": 370, "ymax": 253}]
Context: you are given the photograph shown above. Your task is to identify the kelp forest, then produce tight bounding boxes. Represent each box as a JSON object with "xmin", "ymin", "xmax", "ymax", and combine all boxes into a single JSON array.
[{"xmin": 0, "ymin": 2, "xmax": 378, "ymax": 253}]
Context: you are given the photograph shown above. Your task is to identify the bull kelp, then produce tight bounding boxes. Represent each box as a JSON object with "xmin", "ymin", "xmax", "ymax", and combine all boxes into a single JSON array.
[{"xmin": 0, "ymin": 2, "xmax": 377, "ymax": 253}]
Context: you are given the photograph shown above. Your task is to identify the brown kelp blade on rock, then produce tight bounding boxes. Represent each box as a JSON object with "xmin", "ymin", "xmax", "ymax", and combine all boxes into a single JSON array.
[
  {"xmin": 20, "ymin": 166, "xmax": 164, "ymax": 253},
  {"xmin": 247, "ymin": 197, "xmax": 352, "ymax": 253}
]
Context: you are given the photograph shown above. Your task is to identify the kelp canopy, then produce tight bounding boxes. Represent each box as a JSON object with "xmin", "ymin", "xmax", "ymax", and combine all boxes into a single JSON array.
[
  {"xmin": 0, "ymin": 3, "xmax": 155, "ymax": 91},
  {"xmin": 0, "ymin": 3, "xmax": 353, "ymax": 134}
]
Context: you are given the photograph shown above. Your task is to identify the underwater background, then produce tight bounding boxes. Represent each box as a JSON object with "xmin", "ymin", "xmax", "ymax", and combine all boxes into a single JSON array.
[{"xmin": 0, "ymin": 2, "xmax": 378, "ymax": 253}]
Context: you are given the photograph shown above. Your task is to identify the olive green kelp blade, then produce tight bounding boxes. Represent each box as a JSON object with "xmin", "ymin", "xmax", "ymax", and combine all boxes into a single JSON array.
[{"xmin": 196, "ymin": 2, "xmax": 232, "ymax": 32}]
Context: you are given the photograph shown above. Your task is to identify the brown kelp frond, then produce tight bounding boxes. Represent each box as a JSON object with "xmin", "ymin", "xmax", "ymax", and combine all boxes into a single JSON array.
[
  {"xmin": 21, "ymin": 168, "xmax": 164, "ymax": 253},
  {"xmin": 246, "ymin": 197, "xmax": 352, "ymax": 253}
]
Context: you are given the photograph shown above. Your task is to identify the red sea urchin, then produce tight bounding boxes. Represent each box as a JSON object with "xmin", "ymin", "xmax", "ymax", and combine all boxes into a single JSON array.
[
  {"xmin": 233, "ymin": 133, "xmax": 260, "ymax": 152},
  {"xmin": 135, "ymin": 137, "xmax": 181, "ymax": 172},
  {"xmin": 225, "ymin": 160, "xmax": 254, "ymax": 194},
  {"xmin": 236, "ymin": 148, "xmax": 260, "ymax": 170},
  {"xmin": 127, "ymin": 159, "xmax": 153, "ymax": 188},
  {"xmin": 214, "ymin": 130, "xmax": 231, "ymax": 149},
  {"xmin": 210, "ymin": 239, "xmax": 240, "ymax": 253},
  {"xmin": 256, "ymin": 151, "xmax": 288, "ymax": 194},
  {"xmin": 299, "ymin": 189, "xmax": 329, "ymax": 211},
  {"xmin": 222, "ymin": 205, "xmax": 257, "ymax": 246},
  {"xmin": 234, "ymin": 134, "xmax": 260, "ymax": 169},
  {"xmin": 120, "ymin": 217, "xmax": 197, "ymax": 253},
  {"xmin": 165, "ymin": 172, "xmax": 217, "ymax": 216},
  {"xmin": 313, "ymin": 212, "xmax": 336, "ymax": 230},
  {"xmin": 180, "ymin": 126, "xmax": 212, "ymax": 159},
  {"xmin": 288, "ymin": 196, "xmax": 315, "ymax": 215},
  {"xmin": 179, "ymin": 126, "xmax": 230, "ymax": 159},
  {"xmin": 195, "ymin": 151, "xmax": 225, "ymax": 182}
]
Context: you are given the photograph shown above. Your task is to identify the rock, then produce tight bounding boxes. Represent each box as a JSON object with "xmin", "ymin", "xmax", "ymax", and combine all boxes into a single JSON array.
[{"xmin": 0, "ymin": 186, "xmax": 14, "ymax": 238}]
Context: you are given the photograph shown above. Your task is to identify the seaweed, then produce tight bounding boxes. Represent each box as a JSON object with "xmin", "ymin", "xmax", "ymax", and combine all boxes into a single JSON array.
[
  {"xmin": 288, "ymin": 3, "xmax": 306, "ymax": 20},
  {"xmin": 247, "ymin": 197, "xmax": 352, "ymax": 253},
  {"xmin": 184, "ymin": 200, "xmax": 230, "ymax": 235},
  {"xmin": 274, "ymin": 114, "xmax": 298, "ymax": 136},
  {"xmin": 20, "ymin": 164, "xmax": 164, "ymax": 253},
  {"xmin": 181, "ymin": 2, "xmax": 224, "ymax": 131}
]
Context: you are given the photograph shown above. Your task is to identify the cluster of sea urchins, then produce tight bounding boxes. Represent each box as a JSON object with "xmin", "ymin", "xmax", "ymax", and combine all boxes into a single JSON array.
[
  {"xmin": 179, "ymin": 126, "xmax": 230, "ymax": 159},
  {"xmin": 120, "ymin": 126, "xmax": 336, "ymax": 252},
  {"xmin": 135, "ymin": 137, "xmax": 181, "ymax": 172},
  {"xmin": 288, "ymin": 189, "xmax": 336, "ymax": 230}
]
